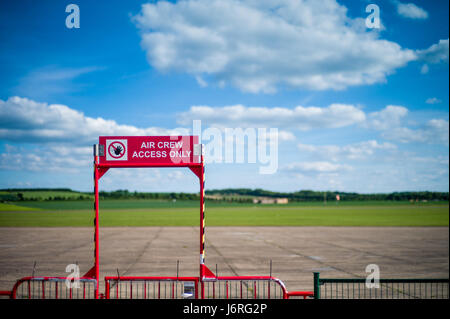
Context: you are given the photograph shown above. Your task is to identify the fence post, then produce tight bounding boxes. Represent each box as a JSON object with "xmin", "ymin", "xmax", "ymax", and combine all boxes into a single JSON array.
[{"xmin": 314, "ymin": 272, "xmax": 320, "ymax": 299}]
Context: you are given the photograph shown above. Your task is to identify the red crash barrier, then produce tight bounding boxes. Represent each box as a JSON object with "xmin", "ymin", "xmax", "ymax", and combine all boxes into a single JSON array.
[
  {"xmin": 104, "ymin": 276, "xmax": 199, "ymax": 299},
  {"xmin": 286, "ymin": 291, "xmax": 314, "ymax": 299},
  {"xmin": 202, "ymin": 276, "xmax": 288, "ymax": 299},
  {"xmin": 201, "ymin": 276, "xmax": 312, "ymax": 299},
  {"xmin": 10, "ymin": 276, "xmax": 97, "ymax": 299},
  {"xmin": 103, "ymin": 275, "xmax": 313, "ymax": 299}
]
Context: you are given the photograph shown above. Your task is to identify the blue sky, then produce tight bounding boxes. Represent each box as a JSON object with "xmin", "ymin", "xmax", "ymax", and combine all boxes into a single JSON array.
[{"xmin": 0, "ymin": 0, "xmax": 448, "ymax": 193}]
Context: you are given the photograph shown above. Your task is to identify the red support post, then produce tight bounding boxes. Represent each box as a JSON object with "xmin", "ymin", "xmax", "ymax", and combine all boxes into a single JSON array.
[
  {"xmin": 172, "ymin": 282, "xmax": 175, "ymax": 299},
  {"xmin": 144, "ymin": 282, "xmax": 147, "ymax": 299},
  {"xmin": 94, "ymin": 155, "xmax": 100, "ymax": 299},
  {"xmin": 199, "ymin": 155, "xmax": 206, "ymax": 298}
]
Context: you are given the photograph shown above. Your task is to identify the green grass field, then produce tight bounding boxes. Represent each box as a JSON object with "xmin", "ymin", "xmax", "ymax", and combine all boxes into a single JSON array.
[
  {"xmin": 0, "ymin": 203, "xmax": 41, "ymax": 212},
  {"xmin": 0, "ymin": 200, "xmax": 448, "ymax": 227}
]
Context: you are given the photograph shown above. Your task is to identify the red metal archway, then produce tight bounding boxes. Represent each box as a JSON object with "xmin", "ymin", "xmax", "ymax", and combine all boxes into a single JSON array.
[{"xmin": 91, "ymin": 136, "xmax": 209, "ymax": 298}]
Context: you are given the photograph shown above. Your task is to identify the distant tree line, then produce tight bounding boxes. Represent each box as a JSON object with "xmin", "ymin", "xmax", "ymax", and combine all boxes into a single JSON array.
[
  {"xmin": 0, "ymin": 193, "xmax": 92, "ymax": 202},
  {"xmin": 205, "ymin": 188, "xmax": 449, "ymax": 202},
  {"xmin": 98, "ymin": 190, "xmax": 199, "ymax": 201},
  {"xmin": 1, "ymin": 188, "xmax": 448, "ymax": 202}
]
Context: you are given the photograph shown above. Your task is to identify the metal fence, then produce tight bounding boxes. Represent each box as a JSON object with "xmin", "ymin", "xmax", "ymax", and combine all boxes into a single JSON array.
[
  {"xmin": 104, "ymin": 275, "xmax": 313, "ymax": 299},
  {"xmin": 11, "ymin": 277, "xmax": 97, "ymax": 299},
  {"xmin": 201, "ymin": 277, "xmax": 288, "ymax": 299},
  {"xmin": 104, "ymin": 276, "xmax": 199, "ymax": 299},
  {"xmin": 313, "ymin": 272, "xmax": 449, "ymax": 299}
]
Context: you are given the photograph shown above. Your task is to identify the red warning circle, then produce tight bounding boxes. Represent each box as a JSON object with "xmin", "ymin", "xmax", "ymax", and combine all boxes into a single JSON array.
[{"xmin": 108, "ymin": 141, "xmax": 126, "ymax": 159}]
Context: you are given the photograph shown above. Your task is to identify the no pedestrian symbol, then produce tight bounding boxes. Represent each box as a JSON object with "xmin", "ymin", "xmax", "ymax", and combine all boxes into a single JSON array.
[{"xmin": 106, "ymin": 139, "xmax": 128, "ymax": 161}]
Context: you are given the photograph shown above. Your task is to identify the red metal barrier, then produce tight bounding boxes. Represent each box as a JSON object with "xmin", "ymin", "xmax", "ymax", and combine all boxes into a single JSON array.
[
  {"xmin": 202, "ymin": 276, "xmax": 288, "ymax": 299},
  {"xmin": 10, "ymin": 276, "xmax": 97, "ymax": 299},
  {"xmin": 8, "ymin": 275, "xmax": 313, "ymax": 299},
  {"xmin": 102, "ymin": 275, "xmax": 313, "ymax": 299},
  {"xmin": 286, "ymin": 291, "xmax": 314, "ymax": 299},
  {"xmin": 104, "ymin": 276, "xmax": 199, "ymax": 299},
  {"xmin": 202, "ymin": 276, "xmax": 313, "ymax": 299}
]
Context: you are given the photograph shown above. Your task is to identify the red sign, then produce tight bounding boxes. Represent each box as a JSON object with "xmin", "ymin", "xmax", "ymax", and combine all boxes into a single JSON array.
[{"xmin": 99, "ymin": 136, "xmax": 200, "ymax": 165}]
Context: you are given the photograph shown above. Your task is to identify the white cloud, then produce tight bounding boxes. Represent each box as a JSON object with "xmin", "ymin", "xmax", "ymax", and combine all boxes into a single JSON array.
[
  {"xmin": 298, "ymin": 140, "xmax": 397, "ymax": 161},
  {"xmin": 0, "ymin": 144, "xmax": 91, "ymax": 173},
  {"xmin": 364, "ymin": 105, "xmax": 448, "ymax": 145},
  {"xmin": 0, "ymin": 96, "xmax": 183, "ymax": 144},
  {"xmin": 195, "ymin": 75, "xmax": 208, "ymax": 88},
  {"xmin": 272, "ymin": 130, "xmax": 296, "ymax": 142},
  {"xmin": 425, "ymin": 97, "xmax": 442, "ymax": 104},
  {"xmin": 396, "ymin": 2, "xmax": 429, "ymax": 19},
  {"xmin": 366, "ymin": 105, "xmax": 409, "ymax": 130},
  {"xmin": 178, "ymin": 103, "xmax": 366, "ymax": 130},
  {"xmin": 417, "ymin": 39, "xmax": 449, "ymax": 64},
  {"xmin": 25, "ymin": 66, "xmax": 101, "ymax": 82},
  {"xmin": 416, "ymin": 39, "xmax": 449, "ymax": 75},
  {"xmin": 420, "ymin": 64, "xmax": 429, "ymax": 74},
  {"xmin": 381, "ymin": 119, "xmax": 449, "ymax": 145},
  {"xmin": 181, "ymin": 103, "xmax": 448, "ymax": 146},
  {"xmin": 167, "ymin": 170, "xmax": 187, "ymax": 180},
  {"xmin": 133, "ymin": 0, "xmax": 416, "ymax": 93},
  {"xmin": 283, "ymin": 161, "xmax": 352, "ymax": 174},
  {"xmin": 14, "ymin": 65, "xmax": 103, "ymax": 99},
  {"xmin": 0, "ymin": 96, "xmax": 192, "ymax": 173}
]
